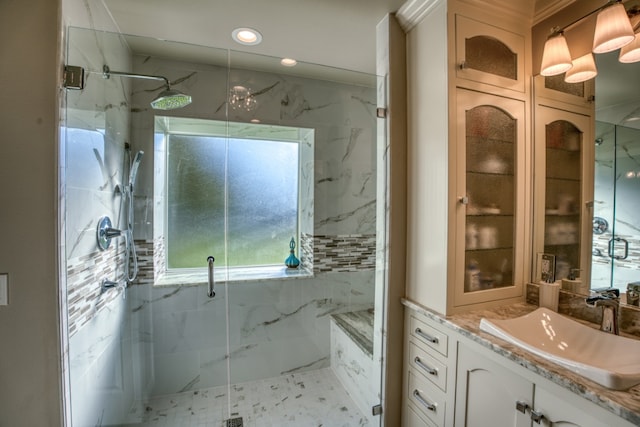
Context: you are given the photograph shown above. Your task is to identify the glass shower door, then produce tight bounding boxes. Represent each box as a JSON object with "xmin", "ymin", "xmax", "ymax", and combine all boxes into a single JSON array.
[
  {"xmin": 222, "ymin": 49, "xmax": 383, "ymax": 426},
  {"xmin": 592, "ymin": 122, "xmax": 640, "ymax": 293}
]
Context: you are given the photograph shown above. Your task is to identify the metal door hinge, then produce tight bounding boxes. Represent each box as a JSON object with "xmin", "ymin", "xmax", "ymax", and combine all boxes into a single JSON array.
[
  {"xmin": 376, "ymin": 107, "xmax": 387, "ymax": 118},
  {"xmin": 372, "ymin": 404, "xmax": 382, "ymax": 416},
  {"xmin": 63, "ymin": 65, "xmax": 85, "ymax": 90}
]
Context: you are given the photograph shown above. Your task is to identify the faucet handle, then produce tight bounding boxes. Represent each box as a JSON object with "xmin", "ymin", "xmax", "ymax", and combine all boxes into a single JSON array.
[{"xmin": 586, "ymin": 288, "xmax": 620, "ymax": 306}]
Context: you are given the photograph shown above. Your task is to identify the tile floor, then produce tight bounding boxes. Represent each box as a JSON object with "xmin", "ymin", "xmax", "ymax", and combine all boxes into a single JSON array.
[{"xmin": 121, "ymin": 368, "xmax": 371, "ymax": 427}]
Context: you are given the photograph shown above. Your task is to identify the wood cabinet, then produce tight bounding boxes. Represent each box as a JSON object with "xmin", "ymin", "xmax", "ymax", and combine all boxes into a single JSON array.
[
  {"xmin": 405, "ymin": 0, "xmax": 531, "ymax": 315},
  {"xmin": 454, "ymin": 89, "xmax": 529, "ymax": 308},
  {"xmin": 455, "ymin": 15, "xmax": 526, "ymax": 93},
  {"xmin": 455, "ymin": 343, "xmax": 532, "ymax": 427},
  {"xmin": 533, "ymin": 92, "xmax": 594, "ymax": 284},
  {"xmin": 403, "ymin": 310, "xmax": 456, "ymax": 426},
  {"xmin": 455, "ymin": 341, "xmax": 636, "ymax": 427}
]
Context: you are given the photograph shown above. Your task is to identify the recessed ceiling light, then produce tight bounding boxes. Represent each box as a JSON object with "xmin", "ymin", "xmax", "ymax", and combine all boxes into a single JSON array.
[
  {"xmin": 280, "ymin": 58, "xmax": 297, "ymax": 67},
  {"xmin": 232, "ymin": 28, "xmax": 262, "ymax": 45}
]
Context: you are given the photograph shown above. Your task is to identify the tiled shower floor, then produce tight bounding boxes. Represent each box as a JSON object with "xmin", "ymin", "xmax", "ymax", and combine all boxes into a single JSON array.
[{"xmin": 121, "ymin": 368, "xmax": 370, "ymax": 427}]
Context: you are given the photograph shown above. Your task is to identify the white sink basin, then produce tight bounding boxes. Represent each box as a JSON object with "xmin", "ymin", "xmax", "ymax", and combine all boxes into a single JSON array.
[{"xmin": 479, "ymin": 307, "xmax": 640, "ymax": 390}]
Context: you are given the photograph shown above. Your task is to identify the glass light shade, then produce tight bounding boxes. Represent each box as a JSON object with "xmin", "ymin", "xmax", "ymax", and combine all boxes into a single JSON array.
[
  {"xmin": 540, "ymin": 34, "xmax": 573, "ymax": 76},
  {"xmin": 564, "ymin": 53, "xmax": 598, "ymax": 83},
  {"xmin": 592, "ymin": 3, "xmax": 635, "ymax": 54}
]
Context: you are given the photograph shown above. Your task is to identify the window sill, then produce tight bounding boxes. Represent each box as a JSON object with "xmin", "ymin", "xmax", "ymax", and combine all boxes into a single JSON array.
[{"xmin": 154, "ymin": 265, "xmax": 313, "ymax": 287}]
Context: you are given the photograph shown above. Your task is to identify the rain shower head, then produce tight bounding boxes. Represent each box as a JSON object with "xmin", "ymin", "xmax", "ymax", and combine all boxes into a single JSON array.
[
  {"xmin": 150, "ymin": 88, "xmax": 192, "ymax": 110},
  {"xmin": 103, "ymin": 65, "xmax": 192, "ymax": 110}
]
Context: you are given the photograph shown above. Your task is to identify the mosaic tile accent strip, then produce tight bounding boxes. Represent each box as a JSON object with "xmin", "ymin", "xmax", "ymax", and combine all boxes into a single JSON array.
[
  {"xmin": 300, "ymin": 232, "xmax": 314, "ymax": 273},
  {"xmin": 153, "ymin": 235, "xmax": 166, "ymax": 281},
  {"xmin": 313, "ymin": 234, "xmax": 376, "ymax": 273},
  {"xmin": 134, "ymin": 239, "xmax": 154, "ymax": 285},
  {"xmin": 140, "ymin": 233, "xmax": 375, "ymax": 284},
  {"xmin": 67, "ymin": 241, "xmax": 125, "ymax": 337}
]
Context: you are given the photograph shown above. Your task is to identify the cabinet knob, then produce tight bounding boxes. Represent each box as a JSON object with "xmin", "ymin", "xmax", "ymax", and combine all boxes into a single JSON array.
[
  {"xmin": 459, "ymin": 60, "xmax": 467, "ymax": 70},
  {"xmin": 459, "ymin": 196, "xmax": 469, "ymax": 205}
]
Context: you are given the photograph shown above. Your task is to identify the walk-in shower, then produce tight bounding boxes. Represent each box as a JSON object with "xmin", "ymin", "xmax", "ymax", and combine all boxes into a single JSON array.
[{"xmin": 63, "ymin": 27, "xmax": 385, "ymax": 427}]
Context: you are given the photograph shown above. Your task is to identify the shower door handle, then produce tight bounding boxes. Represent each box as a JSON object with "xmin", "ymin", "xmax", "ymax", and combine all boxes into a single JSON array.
[
  {"xmin": 207, "ymin": 256, "xmax": 216, "ymax": 298},
  {"xmin": 608, "ymin": 237, "xmax": 629, "ymax": 260}
]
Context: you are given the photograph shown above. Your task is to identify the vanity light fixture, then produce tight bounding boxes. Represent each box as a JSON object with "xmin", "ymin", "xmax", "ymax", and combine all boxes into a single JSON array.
[
  {"xmin": 619, "ymin": 15, "xmax": 640, "ymax": 63},
  {"xmin": 540, "ymin": 33, "xmax": 573, "ymax": 76},
  {"xmin": 540, "ymin": 1, "xmax": 640, "ymax": 81},
  {"xmin": 564, "ymin": 53, "xmax": 598, "ymax": 83},
  {"xmin": 592, "ymin": 2, "xmax": 635, "ymax": 53},
  {"xmin": 280, "ymin": 58, "xmax": 297, "ymax": 67},
  {"xmin": 232, "ymin": 27, "xmax": 262, "ymax": 46}
]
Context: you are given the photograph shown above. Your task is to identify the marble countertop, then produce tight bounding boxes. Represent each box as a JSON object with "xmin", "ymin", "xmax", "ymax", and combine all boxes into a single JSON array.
[{"xmin": 401, "ymin": 298, "xmax": 640, "ymax": 425}]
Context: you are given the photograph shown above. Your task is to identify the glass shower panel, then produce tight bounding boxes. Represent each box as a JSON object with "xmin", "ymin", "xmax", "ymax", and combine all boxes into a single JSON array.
[
  {"xmin": 224, "ymin": 49, "xmax": 382, "ymax": 426},
  {"xmin": 592, "ymin": 122, "xmax": 616, "ymax": 289},
  {"xmin": 611, "ymin": 125, "xmax": 640, "ymax": 291},
  {"xmin": 64, "ymin": 27, "xmax": 140, "ymax": 427},
  {"xmin": 592, "ymin": 122, "xmax": 640, "ymax": 293}
]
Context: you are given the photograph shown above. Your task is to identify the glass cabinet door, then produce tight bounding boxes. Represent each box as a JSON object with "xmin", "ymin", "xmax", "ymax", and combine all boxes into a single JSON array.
[
  {"xmin": 455, "ymin": 89, "xmax": 527, "ymax": 306},
  {"xmin": 455, "ymin": 15, "xmax": 526, "ymax": 93},
  {"xmin": 534, "ymin": 106, "xmax": 593, "ymax": 284}
]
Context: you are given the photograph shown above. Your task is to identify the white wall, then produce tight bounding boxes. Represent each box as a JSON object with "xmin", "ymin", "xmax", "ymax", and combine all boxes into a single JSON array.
[{"xmin": 0, "ymin": 0, "xmax": 63, "ymax": 425}]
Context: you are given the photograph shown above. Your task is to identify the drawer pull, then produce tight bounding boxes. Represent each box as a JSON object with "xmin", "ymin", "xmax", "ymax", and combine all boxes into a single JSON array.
[
  {"xmin": 414, "ymin": 356, "xmax": 437, "ymax": 376},
  {"xmin": 415, "ymin": 327, "xmax": 439, "ymax": 344},
  {"xmin": 413, "ymin": 389, "xmax": 436, "ymax": 412}
]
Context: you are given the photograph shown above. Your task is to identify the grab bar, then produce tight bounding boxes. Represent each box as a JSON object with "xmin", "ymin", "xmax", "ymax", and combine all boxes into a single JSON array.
[{"xmin": 207, "ymin": 256, "xmax": 215, "ymax": 298}]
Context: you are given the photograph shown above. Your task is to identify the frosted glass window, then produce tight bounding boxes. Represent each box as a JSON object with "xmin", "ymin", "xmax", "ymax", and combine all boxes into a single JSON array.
[
  {"xmin": 465, "ymin": 36, "xmax": 517, "ymax": 80},
  {"xmin": 167, "ymin": 134, "xmax": 299, "ymax": 269}
]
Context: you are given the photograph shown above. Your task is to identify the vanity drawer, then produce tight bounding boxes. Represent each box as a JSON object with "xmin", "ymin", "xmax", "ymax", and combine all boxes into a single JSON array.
[
  {"xmin": 407, "ymin": 370, "xmax": 446, "ymax": 427},
  {"xmin": 409, "ymin": 341, "xmax": 447, "ymax": 391},
  {"xmin": 409, "ymin": 315, "xmax": 449, "ymax": 357}
]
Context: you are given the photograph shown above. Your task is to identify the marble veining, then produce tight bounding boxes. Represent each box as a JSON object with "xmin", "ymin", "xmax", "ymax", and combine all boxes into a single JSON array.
[
  {"xmin": 122, "ymin": 368, "xmax": 370, "ymax": 427},
  {"xmin": 331, "ymin": 308, "xmax": 375, "ymax": 357},
  {"xmin": 402, "ymin": 298, "xmax": 640, "ymax": 425}
]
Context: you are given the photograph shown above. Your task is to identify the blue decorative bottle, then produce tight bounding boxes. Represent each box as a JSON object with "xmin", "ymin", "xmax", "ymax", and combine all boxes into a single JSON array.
[{"xmin": 285, "ymin": 237, "xmax": 300, "ymax": 269}]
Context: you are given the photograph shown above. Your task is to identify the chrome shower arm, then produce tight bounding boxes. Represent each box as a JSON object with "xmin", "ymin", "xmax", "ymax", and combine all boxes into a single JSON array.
[{"xmin": 103, "ymin": 65, "xmax": 170, "ymax": 87}]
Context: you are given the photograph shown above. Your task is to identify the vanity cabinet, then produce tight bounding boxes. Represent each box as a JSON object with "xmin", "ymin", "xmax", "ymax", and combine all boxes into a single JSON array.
[
  {"xmin": 455, "ymin": 341, "xmax": 636, "ymax": 427},
  {"xmin": 533, "ymin": 97, "xmax": 594, "ymax": 283},
  {"xmin": 403, "ymin": 310, "xmax": 457, "ymax": 426},
  {"xmin": 401, "ymin": 305, "xmax": 639, "ymax": 427},
  {"xmin": 455, "ymin": 343, "xmax": 533, "ymax": 427}
]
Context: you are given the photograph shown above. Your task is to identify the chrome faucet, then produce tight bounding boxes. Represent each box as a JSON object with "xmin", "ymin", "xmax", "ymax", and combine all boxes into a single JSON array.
[{"xmin": 586, "ymin": 288, "xmax": 620, "ymax": 335}]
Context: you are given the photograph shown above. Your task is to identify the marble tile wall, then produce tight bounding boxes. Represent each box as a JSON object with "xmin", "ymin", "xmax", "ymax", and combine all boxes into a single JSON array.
[
  {"xmin": 118, "ymin": 48, "xmax": 380, "ymax": 397},
  {"xmin": 330, "ymin": 315, "xmax": 378, "ymax": 426},
  {"xmin": 62, "ymin": 17, "xmax": 151, "ymax": 427}
]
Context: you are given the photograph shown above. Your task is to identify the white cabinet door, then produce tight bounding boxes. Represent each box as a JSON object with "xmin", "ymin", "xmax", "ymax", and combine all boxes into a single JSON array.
[
  {"xmin": 455, "ymin": 344, "xmax": 533, "ymax": 427},
  {"xmin": 533, "ymin": 385, "xmax": 636, "ymax": 427}
]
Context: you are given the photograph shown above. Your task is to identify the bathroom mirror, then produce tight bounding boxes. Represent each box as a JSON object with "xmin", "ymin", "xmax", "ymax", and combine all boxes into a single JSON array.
[{"xmin": 590, "ymin": 52, "xmax": 640, "ymax": 294}]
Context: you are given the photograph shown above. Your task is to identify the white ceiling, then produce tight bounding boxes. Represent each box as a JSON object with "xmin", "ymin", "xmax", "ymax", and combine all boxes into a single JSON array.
[
  {"xmin": 103, "ymin": 0, "xmax": 640, "ymax": 127},
  {"xmin": 104, "ymin": 0, "xmax": 406, "ymax": 75}
]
